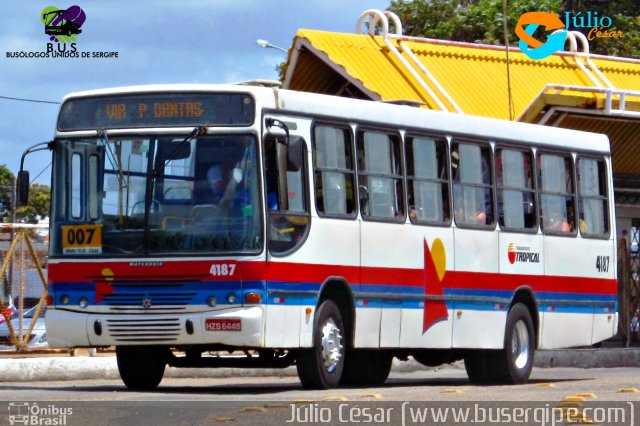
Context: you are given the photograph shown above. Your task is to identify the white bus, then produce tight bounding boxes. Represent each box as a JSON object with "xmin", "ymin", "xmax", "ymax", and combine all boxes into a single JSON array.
[{"xmin": 25, "ymin": 84, "xmax": 616, "ymax": 389}]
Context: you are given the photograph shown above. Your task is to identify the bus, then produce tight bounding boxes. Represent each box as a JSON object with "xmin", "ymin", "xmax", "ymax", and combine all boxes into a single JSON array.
[{"xmin": 22, "ymin": 84, "xmax": 616, "ymax": 390}]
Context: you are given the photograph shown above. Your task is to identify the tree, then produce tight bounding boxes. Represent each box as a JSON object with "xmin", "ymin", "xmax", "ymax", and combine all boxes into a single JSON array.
[
  {"xmin": 0, "ymin": 165, "xmax": 12, "ymax": 223},
  {"xmin": 16, "ymin": 184, "xmax": 50, "ymax": 224},
  {"xmin": 0, "ymin": 164, "xmax": 50, "ymax": 225},
  {"xmin": 388, "ymin": 0, "xmax": 640, "ymax": 57}
]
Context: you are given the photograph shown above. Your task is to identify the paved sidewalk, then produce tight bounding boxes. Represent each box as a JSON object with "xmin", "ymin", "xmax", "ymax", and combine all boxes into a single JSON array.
[{"xmin": 0, "ymin": 345, "xmax": 639, "ymax": 383}]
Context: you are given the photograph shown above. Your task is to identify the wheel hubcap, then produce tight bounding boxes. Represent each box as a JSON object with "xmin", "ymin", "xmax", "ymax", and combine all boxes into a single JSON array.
[
  {"xmin": 320, "ymin": 319, "xmax": 343, "ymax": 373},
  {"xmin": 511, "ymin": 320, "xmax": 530, "ymax": 369}
]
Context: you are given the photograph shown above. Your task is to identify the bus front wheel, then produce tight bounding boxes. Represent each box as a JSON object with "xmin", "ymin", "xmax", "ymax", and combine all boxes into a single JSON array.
[
  {"xmin": 116, "ymin": 346, "xmax": 169, "ymax": 390},
  {"xmin": 296, "ymin": 300, "xmax": 346, "ymax": 389}
]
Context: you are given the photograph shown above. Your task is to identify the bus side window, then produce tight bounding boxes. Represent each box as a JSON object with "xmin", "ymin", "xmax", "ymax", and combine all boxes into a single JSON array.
[
  {"xmin": 496, "ymin": 148, "xmax": 536, "ymax": 230},
  {"xmin": 452, "ymin": 141, "xmax": 494, "ymax": 227},
  {"xmin": 265, "ymin": 135, "xmax": 310, "ymax": 255},
  {"xmin": 538, "ymin": 153, "xmax": 575, "ymax": 234},
  {"xmin": 577, "ymin": 157, "xmax": 609, "ymax": 237},
  {"xmin": 406, "ymin": 135, "xmax": 449, "ymax": 224},
  {"xmin": 356, "ymin": 130, "xmax": 404, "ymax": 221},
  {"xmin": 313, "ymin": 125, "xmax": 356, "ymax": 217}
]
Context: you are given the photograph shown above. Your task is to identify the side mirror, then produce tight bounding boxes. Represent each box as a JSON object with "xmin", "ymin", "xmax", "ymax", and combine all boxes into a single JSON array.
[
  {"xmin": 287, "ymin": 137, "xmax": 304, "ymax": 172},
  {"xmin": 16, "ymin": 170, "xmax": 30, "ymax": 207}
]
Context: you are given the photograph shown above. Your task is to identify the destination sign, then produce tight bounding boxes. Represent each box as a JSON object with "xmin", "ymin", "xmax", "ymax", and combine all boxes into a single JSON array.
[{"xmin": 57, "ymin": 92, "xmax": 255, "ymax": 130}]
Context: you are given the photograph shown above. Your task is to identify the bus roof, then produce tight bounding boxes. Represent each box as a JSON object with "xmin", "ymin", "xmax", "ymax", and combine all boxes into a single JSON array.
[{"xmin": 60, "ymin": 83, "xmax": 610, "ymax": 154}]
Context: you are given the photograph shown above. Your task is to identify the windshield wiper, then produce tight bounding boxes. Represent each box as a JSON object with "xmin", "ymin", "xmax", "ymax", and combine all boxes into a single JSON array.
[{"xmin": 153, "ymin": 126, "xmax": 207, "ymax": 177}]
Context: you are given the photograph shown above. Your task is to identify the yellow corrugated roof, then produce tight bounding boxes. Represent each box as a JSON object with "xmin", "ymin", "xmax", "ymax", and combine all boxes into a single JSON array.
[{"xmin": 285, "ymin": 29, "xmax": 640, "ymax": 120}]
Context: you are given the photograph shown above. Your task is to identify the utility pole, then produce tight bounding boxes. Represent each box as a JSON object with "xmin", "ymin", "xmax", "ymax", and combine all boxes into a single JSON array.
[{"xmin": 7, "ymin": 176, "xmax": 16, "ymax": 299}]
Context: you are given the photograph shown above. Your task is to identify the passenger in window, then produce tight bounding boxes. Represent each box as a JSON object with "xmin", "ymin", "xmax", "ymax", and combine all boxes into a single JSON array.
[{"xmin": 544, "ymin": 211, "xmax": 571, "ymax": 232}]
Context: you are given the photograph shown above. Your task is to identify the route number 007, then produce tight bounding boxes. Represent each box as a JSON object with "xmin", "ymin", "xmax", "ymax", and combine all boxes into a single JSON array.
[{"xmin": 210, "ymin": 263, "xmax": 236, "ymax": 276}]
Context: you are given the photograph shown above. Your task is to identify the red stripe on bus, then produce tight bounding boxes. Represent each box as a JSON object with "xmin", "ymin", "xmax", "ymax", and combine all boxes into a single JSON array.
[{"xmin": 49, "ymin": 260, "xmax": 616, "ymax": 295}]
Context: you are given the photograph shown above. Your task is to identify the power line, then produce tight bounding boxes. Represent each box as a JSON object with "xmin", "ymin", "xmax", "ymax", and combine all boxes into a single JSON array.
[{"xmin": 0, "ymin": 95, "xmax": 59, "ymax": 105}]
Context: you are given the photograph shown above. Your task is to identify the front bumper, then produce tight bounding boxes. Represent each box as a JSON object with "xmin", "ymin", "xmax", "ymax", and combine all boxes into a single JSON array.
[{"xmin": 46, "ymin": 306, "xmax": 264, "ymax": 348}]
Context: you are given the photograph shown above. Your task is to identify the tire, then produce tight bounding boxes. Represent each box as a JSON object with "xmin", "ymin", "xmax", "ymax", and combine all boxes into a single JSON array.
[
  {"xmin": 464, "ymin": 352, "xmax": 493, "ymax": 384},
  {"xmin": 489, "ymin": 303, "xmax": 535, "ymax": 384},
  {"xmin": 116, "ymin": 346, "xmax": 169, "ymax": 390},
  {"xmin": 341, "ymin": 350, "xmax": 392, "ymax": 386},
  {"xmin": 296, "ymin": 300, "xmax": 346, "ymax": 389}
]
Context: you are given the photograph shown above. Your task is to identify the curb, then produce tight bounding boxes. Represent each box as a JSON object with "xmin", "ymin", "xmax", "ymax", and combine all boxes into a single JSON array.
[{"xmin": 534, "ymin": 348, "xmax": 640, "ymax": 369}]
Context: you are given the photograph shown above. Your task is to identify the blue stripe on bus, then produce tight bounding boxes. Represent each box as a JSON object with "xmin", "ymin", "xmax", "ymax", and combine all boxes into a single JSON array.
[{"xmin": 49, "ymin": 280, "xmax": 615, "ymax": 314}]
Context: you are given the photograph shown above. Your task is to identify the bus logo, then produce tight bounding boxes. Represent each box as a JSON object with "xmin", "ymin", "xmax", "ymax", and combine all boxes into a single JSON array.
[
  {"xmin": 508, "ymin": 243, "xmax": 541, "ymax": 264},
  {"xmin": 508, "ymin": 243, "xmax": 517, "ymax": 264},
  {"xmin": 8, "ymin": 402, "xmax": 29, "ymax": 425},
  {"xmin": 41, "ymin": 5, "xmax": 86, "ymax": 43},
  {"xmin": 142, "ymin": 296, "xmax": 152, "ymax": 309}
]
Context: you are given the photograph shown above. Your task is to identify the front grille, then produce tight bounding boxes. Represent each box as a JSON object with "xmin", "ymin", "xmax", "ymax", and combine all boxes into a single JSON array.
[
  {"xmin": 97, "ymin": 281, "xmax": 198, "ymax": 313},
  {"xmin": 105, "ymin": 318, "xmax": 182, "ymax": 343},
  {"xmin": 103, "ymin": 292, "xmax": 196, "ymax": 305}
]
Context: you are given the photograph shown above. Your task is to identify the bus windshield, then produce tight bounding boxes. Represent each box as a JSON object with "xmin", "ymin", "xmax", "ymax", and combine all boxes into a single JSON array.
[{"xmin": 50, "ymin": 134, "xmax": 262, "ymax": 257}]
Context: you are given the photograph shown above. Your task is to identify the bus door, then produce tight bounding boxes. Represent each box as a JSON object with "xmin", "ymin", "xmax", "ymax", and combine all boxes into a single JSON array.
[
  {"xmin": 52, "ymin": 139, "xmax": 104, "ymax": 253},
  {"xmin": 263, "ymin": 116, "xmax": 314, "ymax": 348}
]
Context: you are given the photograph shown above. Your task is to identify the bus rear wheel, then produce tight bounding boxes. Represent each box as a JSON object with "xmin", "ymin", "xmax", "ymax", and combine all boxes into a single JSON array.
[
  {"xmin": 340, "ymin": 349, "xmax": 392, "ymax": 386},
  {"xmin": 116, "ymin": 346, "xmax": 169, "ymax": 390},
  {"xmin": 490, "ymin": 303, "xmax": 535, "ymax": 384},
  {"xmin": 296, "ymin": 300, "xmax": 345, "ymax": 389}
]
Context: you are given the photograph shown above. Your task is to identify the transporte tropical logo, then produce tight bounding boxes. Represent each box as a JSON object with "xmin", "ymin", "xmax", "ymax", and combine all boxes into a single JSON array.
[
  {"xmin": 515, "ymin": 12, "xmax": 567, "ymax": 60},
  {"xmin": 507, "ymin": 243, "xmax": 541, "ymax": 264}
]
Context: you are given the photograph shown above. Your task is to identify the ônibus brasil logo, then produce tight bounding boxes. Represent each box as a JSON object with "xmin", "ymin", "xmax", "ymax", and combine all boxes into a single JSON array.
[
  {"xmin": 515, "ymin": 12, "xmax": 567, "ymax": 60},
  {"xmin": 41, "ymin": 5, "xmax": 86, "ymax": 43}
]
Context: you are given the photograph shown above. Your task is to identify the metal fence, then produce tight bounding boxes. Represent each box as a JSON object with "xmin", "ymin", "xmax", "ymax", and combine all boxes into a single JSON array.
[{"xmin": 0, "ymin": 224, "xmax": 48, "ymax": 351}]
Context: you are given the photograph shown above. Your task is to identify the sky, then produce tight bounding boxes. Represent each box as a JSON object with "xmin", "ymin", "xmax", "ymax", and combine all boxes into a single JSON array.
[{"xmin": 0, "ymin": 0, "xmax": 390, "ymax": 183}]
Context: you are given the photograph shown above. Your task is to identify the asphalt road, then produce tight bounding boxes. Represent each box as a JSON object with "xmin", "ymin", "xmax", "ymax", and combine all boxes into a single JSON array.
[{"xmin": 0, "ymin": 366, "xmax": 638, "ymax": 425}]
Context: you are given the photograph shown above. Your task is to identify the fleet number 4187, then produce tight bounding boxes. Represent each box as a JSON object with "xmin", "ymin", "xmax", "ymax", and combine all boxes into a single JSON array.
[
  {"xmin": 210, "ymin": 263, "xmax": 236, "ymax": 276},
  {"xmin": 596, "ymin": 256, "xmax": 610, "ymax": 273}
]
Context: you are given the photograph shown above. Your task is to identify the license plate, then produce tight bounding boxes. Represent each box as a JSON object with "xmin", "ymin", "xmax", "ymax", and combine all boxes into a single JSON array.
[
  {"xmin": 61, "ymin": 224, "xmax": 103, "ymax": 254},
  {"xmin": 205, "ymin": 318, "xmax": 242, "ymax": 332}
]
